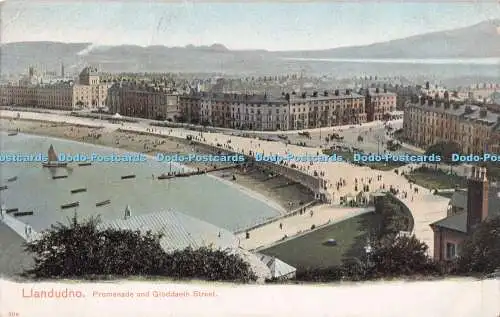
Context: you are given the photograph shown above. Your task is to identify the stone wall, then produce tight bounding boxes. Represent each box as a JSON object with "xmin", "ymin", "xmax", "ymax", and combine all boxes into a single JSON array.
[
  {"xmin": 190, "ymin": 141, "xmax": 326, "ymax": 200},
  {"xmin": 117, "ymin": 128, "xmax": 326, "ymax": 201}
]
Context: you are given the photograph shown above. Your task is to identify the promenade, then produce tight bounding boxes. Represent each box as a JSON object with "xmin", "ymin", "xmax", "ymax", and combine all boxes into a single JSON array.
[
  {"xmin": 0, "ymin": 110, "xmax": 450, "ymax": 255},
  {"xmin": 237, "ymin": 205, "xmax": 374, "ymax": 250}
]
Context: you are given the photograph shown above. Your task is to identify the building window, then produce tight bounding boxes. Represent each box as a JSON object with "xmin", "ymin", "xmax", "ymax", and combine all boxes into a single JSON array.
[{"xmin": 445, "ymin": 242, "xmax": 456, "ymax": 259}]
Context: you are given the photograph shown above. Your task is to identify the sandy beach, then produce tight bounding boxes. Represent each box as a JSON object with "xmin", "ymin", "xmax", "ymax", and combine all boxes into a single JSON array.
[
  {"xmin": 0, "ymin": 118, "xmax": 314, "ymax": 215},
  {"xmin": 0, "ymin": 111, "xmax": 451, "ymax": 253}
]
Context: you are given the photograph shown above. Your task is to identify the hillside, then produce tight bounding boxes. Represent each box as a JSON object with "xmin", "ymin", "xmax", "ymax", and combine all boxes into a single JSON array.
[
  {"xmin": 276, "ymin": 19, "xmax": 500, "ymax": 59},
  {"xmin": 1, "ymin": 20, "xmax": 498, "ymax": 77}
]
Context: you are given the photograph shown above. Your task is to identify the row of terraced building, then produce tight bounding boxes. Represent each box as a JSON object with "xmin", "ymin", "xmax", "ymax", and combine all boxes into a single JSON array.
[{"xmin": 403, "ymin": 97, "xmax": 500, "ymax": 154}]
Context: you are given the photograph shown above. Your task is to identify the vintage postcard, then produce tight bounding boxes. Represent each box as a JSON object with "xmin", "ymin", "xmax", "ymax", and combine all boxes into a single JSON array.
[{"xmin": 0, "ymin": 1, "xmax": 499, "ymax": 316}]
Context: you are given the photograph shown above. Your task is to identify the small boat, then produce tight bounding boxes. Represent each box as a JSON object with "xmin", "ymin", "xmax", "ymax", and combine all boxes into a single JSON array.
[
  {"xmin": 6, "ymin": 208, "xmax": 19, "ymax": 214},
  {"xmin": 13, "ymin": 211, "xmax": 34, "ymax": 217},
  {"xmin": 61, "ymin": 202, "xmax": 79, "ymax": 209},
  {"xmin": 42, "ymin": 144, "xmax": 68, "ymax": 168},
  {"xmin": 70, "ymin": 188, "xmax": 87, "ymax": 194},
  {"xmin": 7, "ymin": 176, "xmax": 17, "ymax": 182},
  {"xmin": 52, "ymin": 175, "xmax": 68, "ymax": 180},
  {"xmin": 8, "ymin": 131, "xmax": 18, "ymax": 136},
  {"xmin": 78, "ymin": 162, "xmax": 92, "ymax": 167},
  {"xmin": 0, "ymin": 185, "xmax": 7, "ymax": 191},
  {"xmin": 96, "ymin": 199, "xmax": 111, "ymax": 207},
  {"xmin": 121, "ymin": 174, "xmax": 136, "ymax": 179},
  {"xmin": 157, "ymin": 173, "xmax": 175, "ymax": 180}
]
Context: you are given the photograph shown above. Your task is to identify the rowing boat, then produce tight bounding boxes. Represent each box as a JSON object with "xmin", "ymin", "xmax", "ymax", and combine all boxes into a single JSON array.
[{"xmin": 96, "ymin": 199, "xmax": 111, "ymax": 207}]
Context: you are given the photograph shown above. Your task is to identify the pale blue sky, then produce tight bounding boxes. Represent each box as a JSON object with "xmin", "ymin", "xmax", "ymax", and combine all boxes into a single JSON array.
[{"xmin": 1, "ymin": 1, "xmax": 499, "ymax": 50}]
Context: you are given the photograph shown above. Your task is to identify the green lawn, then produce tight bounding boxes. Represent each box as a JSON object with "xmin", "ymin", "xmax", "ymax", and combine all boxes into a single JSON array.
[
  {"xmin": 405, "ymin": 167, "xmax": 468, "ymax": 190},
  {"xmin": 436, "ymin": 191, "xmax": 455, "ymax": 199},
  {"xmin": 260, "ymin": 212, "xmax": 376, "ymax": 269}
]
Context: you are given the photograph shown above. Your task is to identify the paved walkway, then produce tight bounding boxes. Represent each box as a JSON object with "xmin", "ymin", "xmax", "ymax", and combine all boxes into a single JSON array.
[
  {"xmin": 0, "ymin": 211, "xmax": 40, "ymax": 242},
  {"xmin": 237, "ymin": 205, "xmax": 374, "ymax": 250},
  {"xmin": 0, "ymin": 110, "xmax": 451, "ymax": 256}
]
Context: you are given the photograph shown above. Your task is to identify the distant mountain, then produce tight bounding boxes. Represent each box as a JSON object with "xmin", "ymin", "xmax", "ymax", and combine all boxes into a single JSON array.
[
  {"xmin": 185, "ymin": 43, "xmax": 229, "ymax": 51},
  {"xmin": 1, "ymin": 42, "xmax": 90, "ymax": 75},
  {"xmin": 277, "ymin": 19, "xmax": 500, "ymax": 59},
  {"xmin": 1, "ymin": 20, "xmax": 498, "ymax": 77}
]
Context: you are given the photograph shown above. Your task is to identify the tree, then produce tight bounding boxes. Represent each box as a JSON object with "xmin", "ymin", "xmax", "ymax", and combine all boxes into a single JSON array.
[
  {"xmin": 373, "ymin": 198, "xmax": 408, "ymax": 240},
  {"xmin": 425, "ymin": 141, "xmax": 461, "ymax": 166},
  {"xmin": 23, "ymin": 215, "xmax": 257, "ymax": 282},
  {"xmin": 23, "ymin": 215, "xmax": 167, "ymax": 278},
  {"xmin": 368, "ymin": 235, "xmax": 435, "ymax": 278},
  {"xmin": 165, "ymin": 247, "xmax": 256, "ymax": 282},
  {"xmin": 456, "ymin": 216, "xmax": 500, "ymax": 275}
]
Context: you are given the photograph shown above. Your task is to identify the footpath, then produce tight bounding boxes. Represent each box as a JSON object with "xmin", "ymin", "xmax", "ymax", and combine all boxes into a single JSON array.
[{"xmin": 0, "ymin": 110, "xmax": 451, "ymax": 255}]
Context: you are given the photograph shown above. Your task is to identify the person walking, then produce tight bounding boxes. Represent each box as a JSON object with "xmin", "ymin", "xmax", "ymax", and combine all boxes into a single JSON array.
[{"xmin": 25, "ymin": 224, "xmax": 32, "ymax": 239}]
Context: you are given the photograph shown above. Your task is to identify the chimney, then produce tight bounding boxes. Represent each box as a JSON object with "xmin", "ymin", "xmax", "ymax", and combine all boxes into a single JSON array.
[
  {"xmin": 466, "ymin": 167, "xmax": 488, "ymax": 233},
  {"xmin": 479, "ymin": 108, "xmax": 487, "ymax": 118}
]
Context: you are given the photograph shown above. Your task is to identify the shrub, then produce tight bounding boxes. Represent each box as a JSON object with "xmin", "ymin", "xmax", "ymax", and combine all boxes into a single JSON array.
[{"xmin": 23, "ymin": 215, "xmax": 256, "ymax": 282}]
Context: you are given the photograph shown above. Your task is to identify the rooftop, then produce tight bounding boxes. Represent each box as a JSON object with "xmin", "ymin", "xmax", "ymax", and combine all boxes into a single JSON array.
[
  {"xmin": 408, "ymin": 101, "xmax": 500, "ymax": 125},
  {"xmin": 0, "ymin": 222, "xmax": 34, "ymax": 277},
  {"xmin": 0, "ymin": 210, "xmax": 275, "ymax": 280},
  {"xmin": 463, "ymin": 108, "xmax": 500, "ymax": 125},
  {"xmin": 182, "ymin": 90, "xmax": 365, "ymax": 104},
  {"xmin": 430, "ymin": 183, "xmax": 500, "ymax": 233},
  {"xmin": 366, "ymin": 88, "xmax": 397, "ymax": 96},
  {"xmin": 98, "ymin": 210, "xmax": 240, "ymax": 252},
  {"xmin": 79, "ymin": 66, "xmax": 99, "ymax": 77},
  {"xmin": 256, "ymin": 253, "xmax": 296, "ymax": 279},
  {"xmin": 288, "ymin": 91, "xmax": 364, "ymax": 102}
]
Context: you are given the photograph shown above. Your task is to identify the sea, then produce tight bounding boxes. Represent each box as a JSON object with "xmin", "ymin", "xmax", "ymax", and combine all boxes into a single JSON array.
[
  {"xmin": 0, "ymin": 132, "xmax": 281, "ymax": 233},
  {"xmin": 282, "ymin": 57, "xmax": 500, "ymax": 65},
  {"xmin": 277, "ymin": 57, "xmax": 500, "ymax": 78}
]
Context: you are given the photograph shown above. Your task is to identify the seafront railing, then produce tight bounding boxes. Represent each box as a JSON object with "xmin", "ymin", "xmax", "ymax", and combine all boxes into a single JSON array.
[
  {"xmin": 233, "ymin": 200, "xmax": 319, "ymax": 234},
  {"xmin": 118, "ymin": 127, "xmax": 325, "ymax": 198},
  {"xmin": 252, "ymin": 206, "xmax": 375, "ymax": 252},
  {"xmin": 0, "ymin": 212, "xmax": 40, "ymax": 242}
]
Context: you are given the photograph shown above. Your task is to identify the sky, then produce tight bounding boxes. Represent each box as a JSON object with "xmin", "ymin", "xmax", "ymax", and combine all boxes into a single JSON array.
[{"xmin": 1, "ymin": 1, "xmax": 500, "ymax": 51}]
